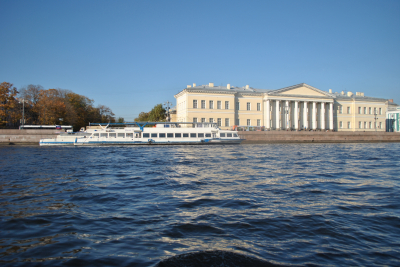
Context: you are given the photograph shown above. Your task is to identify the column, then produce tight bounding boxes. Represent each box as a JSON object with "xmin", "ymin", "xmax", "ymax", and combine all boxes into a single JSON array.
[
  {"xmin": 294, "ymin": 101, "xmax": 298, "ymax": 130},
  {"xmin": 312, "ymin": 102, "xmax": 317, "ymax": 130},
  {"xmin": 303, "ymin": 101, "xmax": 308, "ymax": 130},
  {"xmin": 265, "ymin": 100, "xmax": 270, "ymax": 129},
  {"xmin": 329, "ymin": 102, "xmax": 334, "ymax": 130},
  {"xmin": 285, "ymin": 100, "xmax": 289, "ymax": 129},
  {"xmin": 276, "ymin": 100, "xmax": 280, "ymax": 129},
  {"xmin": 321, "ymin": 102, "xmax": 325, "ymax": 130}
]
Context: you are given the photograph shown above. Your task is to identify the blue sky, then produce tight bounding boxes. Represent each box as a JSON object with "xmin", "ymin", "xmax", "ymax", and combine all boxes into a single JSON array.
[{"xmin": 1, "ymin": 0, "xmax": 399, "ymax": 121}]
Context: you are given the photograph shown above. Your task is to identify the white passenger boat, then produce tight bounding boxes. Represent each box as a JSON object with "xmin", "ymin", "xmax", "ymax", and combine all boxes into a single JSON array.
[{"xmin": 39, "ymin": 122, "xmax": 244, "ymax": 146}]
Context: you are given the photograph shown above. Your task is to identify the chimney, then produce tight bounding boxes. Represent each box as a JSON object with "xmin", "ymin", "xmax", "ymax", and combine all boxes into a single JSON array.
[
  {"xmin": 209, "ymin": 82, "xmax": 214, "ymax": 87},
  {"xmin": 187, "ymin": 85, "xmax": 191, "ymax": 88},
  {"xmin": 329, "ymin": 89, "xmax": 332, "ymax": 93},
  {"xmin": 245, "ymin": 85, "xmax": 249, "ymax": 89},
  {"xmin": 227, "ymin": 83, "xmax": 230, "ymax": 89},
  {"xmin": 193, "ymin": 83, "xmax": 196, "ymax": 87}
]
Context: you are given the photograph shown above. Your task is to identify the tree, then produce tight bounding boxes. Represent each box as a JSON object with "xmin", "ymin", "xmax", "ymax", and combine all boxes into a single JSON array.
[
  {"xmin": 0, "ymin": 82, "xmax": 19, "ymax": 127},
  {"xmin": 117, "ymin": 117, "xmax": 125, "ymax": 123},
  {"xmin": 18, "ymin": 84, "xmax": 44, "ymax": 124},
  {"xmin": 134, "ymin": 104, "xmax": 166, "ymax": 122},
  {"xmin": 35, "ymin": 89, "xmax": 66, "ymax": 125}
]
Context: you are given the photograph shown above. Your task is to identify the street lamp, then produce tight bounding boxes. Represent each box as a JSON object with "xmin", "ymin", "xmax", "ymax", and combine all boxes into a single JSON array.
[
  {"xmin": 374, "ymin": 112, "xmax": 378, "ymax": 132},
  {"xmin": 19, "ymin": 99, "xmax": 26, "ymax": 128},
  {"xmin": 164, "ymin": 101, "xmax": 172, "ymax": 122}
]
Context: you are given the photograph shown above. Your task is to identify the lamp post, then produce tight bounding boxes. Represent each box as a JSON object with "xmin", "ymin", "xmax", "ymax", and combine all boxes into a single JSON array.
[
  {"xmin": 19, "ymin": 99, "xmax": 26, "ymax": 128},
  {"xmin": 164, "ymin": 101, "xmax": 172, "ymax": 122},
  {"xmin": 374, "ymin": 112, "xmax": 378, "ymax": 132}
]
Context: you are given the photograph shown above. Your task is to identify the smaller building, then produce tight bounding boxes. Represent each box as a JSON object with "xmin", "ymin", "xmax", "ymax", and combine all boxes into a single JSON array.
[{"xmin": 386, "ymin": 106, "xmax": 400, "ymax": 132}]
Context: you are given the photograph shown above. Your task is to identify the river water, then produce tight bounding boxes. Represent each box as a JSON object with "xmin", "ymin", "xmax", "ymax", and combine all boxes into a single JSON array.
[{"xmin": 0, "ymin": 143, "xmax": 399, "ymax": 266}]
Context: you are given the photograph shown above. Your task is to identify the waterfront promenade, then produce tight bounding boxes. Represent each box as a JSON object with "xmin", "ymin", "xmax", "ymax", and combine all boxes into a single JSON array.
[{"xmin": 1, "ymin": 129, "xmax": 399, "ymax": 145}]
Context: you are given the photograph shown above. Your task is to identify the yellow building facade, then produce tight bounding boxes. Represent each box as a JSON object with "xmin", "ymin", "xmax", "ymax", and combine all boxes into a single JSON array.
[{"xmin": 174, "ymin": 83, "xmax": 397, "ymax": 131}]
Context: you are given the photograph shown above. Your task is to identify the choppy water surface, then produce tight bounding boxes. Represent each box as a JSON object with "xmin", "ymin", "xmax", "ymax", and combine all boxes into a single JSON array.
[{"xmin": 1, "ymin": 143, "xmax": 399, "ymax": 266}]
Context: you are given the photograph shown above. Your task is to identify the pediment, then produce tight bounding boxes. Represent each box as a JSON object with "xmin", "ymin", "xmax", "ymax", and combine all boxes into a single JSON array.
[{"xmin": 269, "ymin": 83, "xmax": 333, "ymax": 98}]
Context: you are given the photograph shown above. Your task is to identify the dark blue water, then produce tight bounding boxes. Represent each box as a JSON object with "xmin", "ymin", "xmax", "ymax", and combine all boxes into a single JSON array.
[{"xmin": 1, "ymin": 143, "xmax": 399, "ymax": 266}]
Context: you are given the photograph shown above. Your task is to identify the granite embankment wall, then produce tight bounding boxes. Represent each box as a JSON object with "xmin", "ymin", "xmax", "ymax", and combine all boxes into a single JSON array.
[
  {"xmin": 0, "ymin": 129, "xmax": 62, "ymax": 145},
  {"xmin": 239, "ymin": 131, "xmax": 400, "ymax": 144},
  {"xmin": 1, "ymin": 130, "xmax": 400, "ymax": 145}
]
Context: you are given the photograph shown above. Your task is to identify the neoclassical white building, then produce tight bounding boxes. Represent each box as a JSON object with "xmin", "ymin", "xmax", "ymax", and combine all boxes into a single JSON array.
[{"xmin": 174, "ymin": 83, "xmax": 397, "ymax": 131}]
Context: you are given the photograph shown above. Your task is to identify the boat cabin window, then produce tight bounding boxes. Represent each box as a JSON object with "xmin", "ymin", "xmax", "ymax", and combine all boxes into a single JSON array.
[
  {"xmin": 198, "ymin": 133, "xmax": 204, "ymax": 138},
  {"xmin": 118, "ymin": 133, "xmax": 125, "ymax": 138},
  {"xmin": 109, "ymin": 133, "xmax": 116, "ymax": 138},
  {"xmin": 190, "ymin": 133, "xmax": 196, "ymax": 138},
  {"xmin": 183, "ymin": 133, "xmax": 189, "ymax": 138},
  {"xmin": 143, "ymin": 133, "xmax": 149, "ymax": 138},
  {"xmin": 151, "ymin": 133, "xmax": 157, "ymax": 138},
  {"xmin": 167, "ymin": 133, "xmax": 173, "ymax": 138},
  {"xmin": 227, "ymin": 133, "xmax": 232, "ymax": 138},
  {"xmin": 205, "ymin": 133, "xmax": 211, "ymax": 138},
  {"xmin": 100, "ymin": 133, "xmax": 108, "ymax": 138},
  {"xmin": 126, "ymin": 133, "xmax": 133, "ymax": 138},
  {"xmin": 135, "ymin": 133, "xmax": 141, "ymax": 138},
  {"xmin": 175, "ymin": 133, "xmax": 181, "ymax": 138},
  {"xmin": 220, "ymin": 133, "xmax": 226, "ymax": 137},
  {"xmin": 94, "ymin": 133, "xmax": 99, "ymax": 137},
  {"xmin": 159, "ymin": 133, "xmax": 166, "ymax": 138},
  {"xmin": 233, "ymin": 133, "xmax": 238, "ymax": 137}
]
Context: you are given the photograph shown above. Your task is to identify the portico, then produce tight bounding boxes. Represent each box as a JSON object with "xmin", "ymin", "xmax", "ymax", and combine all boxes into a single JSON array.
[{"xmin": 263, "ymin": 84, "xmax": 334, "ymax": 130}]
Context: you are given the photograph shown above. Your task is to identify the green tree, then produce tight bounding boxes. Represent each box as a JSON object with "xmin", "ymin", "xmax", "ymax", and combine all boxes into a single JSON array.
[{"xmin": 117, "ymin": 117, "xmax": 125, "ymax": 123}]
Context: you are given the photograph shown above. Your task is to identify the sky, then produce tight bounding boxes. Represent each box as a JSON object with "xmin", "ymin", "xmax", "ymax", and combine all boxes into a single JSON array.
[{"xmin": 1, "ymin": 0, "xmax": 399, "ymax": 121}]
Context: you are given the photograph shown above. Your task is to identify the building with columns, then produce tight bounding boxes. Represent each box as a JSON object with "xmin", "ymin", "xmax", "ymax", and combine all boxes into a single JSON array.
[{"xmin": 174, "ymin": 83, "xmax": 397, "ymax": 131}]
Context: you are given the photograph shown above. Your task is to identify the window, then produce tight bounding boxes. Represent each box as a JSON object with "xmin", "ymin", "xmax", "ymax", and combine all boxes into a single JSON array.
[
  {"xmin": 364, "ymin": 122, "xmax": 367, "ymax": 129},
  {"xmin": 209, "ymin": 100, "xmax": 214, "ymax": 109},
  {"xmin": 348, "ymin": 122, "xmax": 351, "ymax": 129},
  {"xmin": 209, "ymin": 118, "xmax": 214, "ymax": 123},
  {"xmin": 347, "ymin": 107, "xmax": 351, "ymax": 114},
  {"xmin": 339, "ymin": 106, "xmax": 342, "ymax": 114},
  {"xmin": 217, "ymin": 101, "xmax": 221, "ymax": 109},
  {"xmin": 109, "ymin": 133, "xmax": 116, "ymax": 138},
  {"xmin": 126, "ymin": 133, "xmax": 133, "ymax": 138},
  {"xmin": 175, "ymin": 133, "xmax": 181, "ymax": 138},
  {"xmin": 225, "ymin": 101, "xmax": 229, "ymax": 109},
  {"xmin": 94, "ymin": 133, "xmax": 99, "ymax": 137},
  {"xmin": 257, "ymin": 119, "xmax": 261, "ymax": 126},
  {"xmin": 190, "ymin": 133, "xmax": 196, "ymax": 138},
  {"xmin": 236, "ymin": 102, "xmax": 240, "ymax": 110},
  {"xmin": 205, "ymin": 133, "xmax": 211, "ymax": 138},
  {"xmin": 118, "ymin": 133, "xmax": 125, "ymax": 138},
  {"xmin": 183, "ymin": 133, "xmax": 189, "ymax": 138},
  {"xmin": 257, "ymin": 103, "xmax": 261, "ymax": 111},
  {"xmin": 379, "ymin": 122, "xmax": 382, "ymax": 129},
  {"xmin": 369, "ymin": 107, "xmax": 372, "ymax": 114},
  {"xmin": 374, "ymin": 108, "xmax": 377, "ymax": 115},
  {"xmin": 201, "ymin": 100, "xmax": 205, "ymax": 109},
  {"xmin": 369, "ymin": 122, "xmax": 372, "ymax": 129},
  {"xmin": 167, "ymin": 133, "xmax": 173, "ymax": 138},
  {"xmin": 100, "ymin": 133, "xmax": 108, "ymax": 138},
  {"xmin": 217, "ymin": 118, "xmax": 221, "ymax": 127},
  {"xmin": 220, "ymin": 133, "xmax": 226, "ymax": 137},
  {"xmin": 247, "ymin": 102, "xmax": 251, "ymax": 110},
  {"xmin": 198, "ymin": 133, "xmax": 204, "ymax": 138},
  {"xmin": 379, "ymin": 108, "xmax": 382, "ymax": 115},
  {"xmin": 340, "ymin": 121, "xmax": 343, "ymax": 128},
  {"xmin": 359, "ymin": 121, "xmax": 362, "ymax": 129},
  {"xmin": 247, "ymin": 119, "xmax": 251, "ymax": 126},
  {"xmin": 201, "ymin": 118, "xmax": 205, "ymax": 123},
  {"xmin": 227, "ymin": 133, "xmax": 232, "ymax": 137},
  {"xmin": 358, "ymin": 107, "xmax": 361, "ymax": 114},
  {"xmin": 151, "ymin": 133, "xmax": 157, "ymax": 138},
  {"xmin": 364, "ymin": 107, "xmax": 367, "ymax": 114},
  {"xmin": 159, "ymin": 133, "xmax": 166, "ymax": 138},
  {"xmin": 193, "ymin": 100, "xmax": 197, "ymax": 108},
  {"xmin": 225, "ymin": 118, "xmax": 229, "ymax": 126},
  {"xmin": 193, "ymin": 117, "xmax": 197, "ymax": 123}
]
